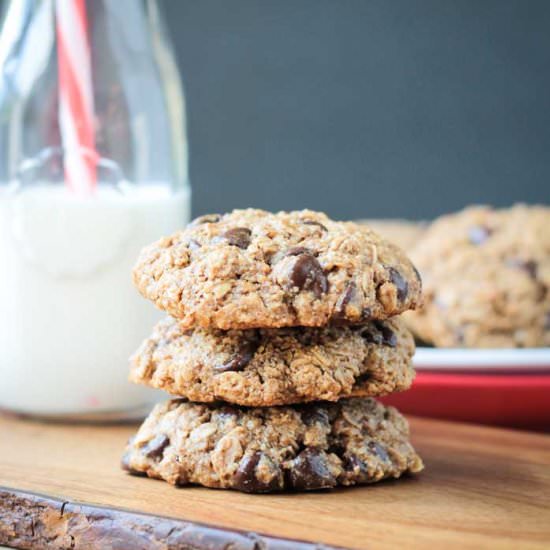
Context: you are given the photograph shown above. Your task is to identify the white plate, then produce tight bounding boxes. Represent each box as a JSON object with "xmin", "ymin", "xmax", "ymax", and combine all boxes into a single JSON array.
[{"xmin": 413, "ymin": 347, "xmax": 550, "ymax": 372}]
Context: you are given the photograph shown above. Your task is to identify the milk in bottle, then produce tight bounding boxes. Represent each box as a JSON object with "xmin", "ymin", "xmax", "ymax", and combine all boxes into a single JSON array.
[{"xmin": 0, "ymin": 0, "xmax": 190, "ymax": 418}]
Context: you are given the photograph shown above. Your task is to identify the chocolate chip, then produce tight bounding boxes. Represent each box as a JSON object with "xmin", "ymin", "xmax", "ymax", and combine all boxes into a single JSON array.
[
  {"xmin": 301, "ymin": 407, "xmax": 329, "ymax": 427},
  {"xmin": 378, "ymin": 322, "xmax": 397, "ymax": 347},
  {"xmin": 142, "ymin": 435, "xmax": 169, "ymax": 461},
  {"xmin": 332, "ymin": 282, "xmax": 361, "ymax": 323},
  {"xmin": 360, "ymin": 327, "xmax": 379, "ymax": 343},
  {"xmin": 506, "ymin": 258, "xmax": 538, "ymax": 279},
  {"xmin": 215, "ymin": 341, "xmax": 257, "ymax": 373},
  {"xmin": 361, "ymin": 321, "xmax": 397, "ymax": 347},
  {"xmin": 288, "ymin": 253, "xmax": 328, "ymax": 298},
  {"xmin": 327, "ymin": 443, "xmax": 345, "ymax": 457},
  {"xmin": 188, "ymin": 213, "xmax": 221, "ymax": 226},
  {"xmin": 343, "ymin": 454, "xmax": 366, "ymax": 474},
  {"xmin": 388, "ymin": 267, "xmax": 408, "ymax": 302},
  {"xmin": 215, "ymin": 227, "xmax": 252, "ymax": 249},
  {"xmin": 468, "ymin": 225, "xmax": 492, "ymax": 245},
  {"xmin": 545, "ymin": 312, "xmax": 550, "ymax": 330},
  {"xmin": 288, "ymin": 448, "xmax": 337, "ymax": 490},
  {"xmin": 361, "ymin": 307, "xmax": 372, "ymax": 320},
  {"xmin": 302, "ymin": 219, "xmax": 328, "ymax": 231},
  {"xmin": 233, "ymin": 452, "xmax": 280, "ymax": 493},
  {"xmin": 367, "ymin": 441, "xmax": 390, "ymax": 463},
  {"xmin": 285, "ymin": 246, "xmax": 313, "ymax": 257},
  {"xmin": 354, "ymin": 372, "xmax": 371, "ymax": 384}
]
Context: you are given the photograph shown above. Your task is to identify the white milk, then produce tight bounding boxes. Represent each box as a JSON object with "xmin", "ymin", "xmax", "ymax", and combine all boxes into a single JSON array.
[{"xmin": 0, "ymin": 184, "xmax": 190, "ymax": 418}]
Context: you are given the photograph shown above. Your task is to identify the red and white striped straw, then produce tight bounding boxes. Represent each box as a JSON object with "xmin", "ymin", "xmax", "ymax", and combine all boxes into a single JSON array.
[{"xmin": 55, "ymin": 0, "xmax": 97, "ymax": 195}]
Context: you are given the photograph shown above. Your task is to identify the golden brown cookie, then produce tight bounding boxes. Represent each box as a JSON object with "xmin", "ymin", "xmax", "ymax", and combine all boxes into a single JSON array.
[
  {"xmin": 122, "ymin": 398, "xmax": 423, "ymax": 493},
  {"xmin": 132, "ymin": 209, "xmax": 422, "ymax": 329},
  {"xmin": 406, "ymin": 204, "xmax": 550, "ymax": 347},
  {"xmin": 130, "ymin": 316, "xmax": 415, "ymax": 406}
]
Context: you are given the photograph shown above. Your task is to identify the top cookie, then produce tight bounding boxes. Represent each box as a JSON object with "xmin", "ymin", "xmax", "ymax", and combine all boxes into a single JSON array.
[
  {"xmin": 133, "ymin": 209, "xmax": 422, "ymax": 329},
  {"xmin": 405, "ymin": 204, "xmax": 550, "ymax": 348}
]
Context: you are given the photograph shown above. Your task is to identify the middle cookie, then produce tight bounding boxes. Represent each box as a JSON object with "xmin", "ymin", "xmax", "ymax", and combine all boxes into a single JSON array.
[{"xmin": 130, "ymin": 317, "xmax": 415, "ymax": 407}]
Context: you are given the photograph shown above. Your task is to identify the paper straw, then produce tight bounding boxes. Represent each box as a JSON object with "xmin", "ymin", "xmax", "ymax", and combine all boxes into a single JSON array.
[{"xmin": 55, "ymin": 0, "xmax": 97, "ymax": 194}]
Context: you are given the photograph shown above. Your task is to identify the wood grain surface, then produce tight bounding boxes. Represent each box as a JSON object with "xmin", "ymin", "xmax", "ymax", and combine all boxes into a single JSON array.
[{"xmin": 0, "ymin": 413, "xmax": 549, "ymax": 549}]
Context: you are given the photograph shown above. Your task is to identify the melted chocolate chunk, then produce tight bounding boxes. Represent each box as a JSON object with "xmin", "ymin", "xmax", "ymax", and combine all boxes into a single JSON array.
[
  {"xmin": 288, "ymin": 448, "xmax": 337, "ymax": 490},
  {"xmin": 388, "ymin": 267, "xmax": 408, "ymax": 302},
  {"xmin": 327, "ymin": 443, "xmax": 345, "ymax": 457},
  {"xmin": 361, "ymin": 321, "xmax": 397, "ymax": 347},
  {"xmin": 215, "ymin": 227, "xmax": 252, "ymax": 249},
  {"xmin": 188, "ymin": 213, "xmax": 221, "ymax": 226},
  {"xmin": 301, "ymin": 406, "xmax": 329, "ymax": 427},
  {"xmin": 367, "ymin": 441, "xmax": 390, "ymax": 463},
  {"xmin": 361, "ymin": 307, "xmax": 373, "ymax": 320},
  {"xmin": 378, "ymin": 322, "xmax": 397, "ymax": 347},
  {"xmin": 302, "ymin": 219, "xmax": 328, "ymax": 231},
  {"xmin": 332, "ymin": 282, "xmax": 361, "ymax": 323},
  {"xmin": 233, "ymin": 452, "xmax": 280, "ymax": 493},
  {"xmin": 468, "ymin": 225, "xmax": 492, "ymax": 245},
  {"xmin": 215, "ymin": 340, "xmax": 258, "ymax": 373},
  {"xmin": 506, "ymin": 258, "xmax": 538, "ymax": 279},
  {"xmin": 343, "ymin": 454, "xmax": 366, "ymax": 474},
  {"xmin": 288, "ymin": 253, "xmax": 328, "ymax": 298},
  {"xmin": 142, "ymin": 435, "xmax": 170, "ymax": 461},
  {"xmin": 545, "ymin": 312, "xmax": 550, "ymax": 330}
]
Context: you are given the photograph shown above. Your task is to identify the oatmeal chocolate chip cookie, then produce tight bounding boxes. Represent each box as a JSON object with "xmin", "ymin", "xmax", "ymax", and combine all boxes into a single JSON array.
[
  {"xmin": 406, "ymin": 204, "xmax": 550, "ymax": 348},
  {"xmin": 132, "ymin": 209, "xmax": 422, "ymax": 329},
  {"xmin": 130, "ymin": 316, "xmax": 415, "ymax": 407},
  {"xmin": 121, "ymin": 397, "xmax": 423, "ymax": 493},
  {"xmin": 358, "ymin": 219, "xmax": 428, "ymax": 253}
]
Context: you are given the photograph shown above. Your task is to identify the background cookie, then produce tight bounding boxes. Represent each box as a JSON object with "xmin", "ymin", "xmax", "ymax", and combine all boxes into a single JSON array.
[
  {"xmin": 133, "ymin": 209, "xmax": 422, "ymax": 329},
  {"xmin": 122, "ymin": 398, "xmax": 423, "ymax": 493},
  {"xmin": 130, "ymin": 317, "xmax": 415, "ymax": 407},
  {"xmin": 406, "ymin": 204, "xmax": 550, "ymax": 347}
]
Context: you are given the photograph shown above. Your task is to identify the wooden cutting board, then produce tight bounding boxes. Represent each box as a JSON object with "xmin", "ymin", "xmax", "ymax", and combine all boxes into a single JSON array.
[{"xmin": 0, "ymin": 413, "xmax": 549, "ymax": 550}]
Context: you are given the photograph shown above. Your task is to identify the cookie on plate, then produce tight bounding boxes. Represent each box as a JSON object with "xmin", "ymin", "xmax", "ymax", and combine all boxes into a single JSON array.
[
  {"xmin": 130, "ymin": 316, "xmax": 415, "ymax": 407},
  {"xmin": 122, "ymin": 397, "xmax": 423, "ymax": 493},
  {"xmin": 133, "ymin": 209, "xmax": 422, "ymax": 330},
  {"xmin": 406, "ymin": 204, "xmax": 550, "ymax": 347}
]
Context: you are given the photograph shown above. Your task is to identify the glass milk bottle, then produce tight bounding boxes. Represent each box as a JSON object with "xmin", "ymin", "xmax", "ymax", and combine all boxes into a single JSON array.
[{"xmin": 0, "ymin": 0, "xmax": 191, "ymax": 419}]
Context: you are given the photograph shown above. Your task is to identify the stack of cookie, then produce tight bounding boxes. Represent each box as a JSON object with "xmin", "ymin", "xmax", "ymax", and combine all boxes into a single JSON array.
[{"xmin": 122, "ymin": 209, "xmax": 424, "ymax": 492}]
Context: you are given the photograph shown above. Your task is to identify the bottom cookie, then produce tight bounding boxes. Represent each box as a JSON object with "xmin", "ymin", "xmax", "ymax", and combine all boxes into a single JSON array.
[{"xmin": 122, "ymin": 398, "xmax": 423, "ymax": 493}]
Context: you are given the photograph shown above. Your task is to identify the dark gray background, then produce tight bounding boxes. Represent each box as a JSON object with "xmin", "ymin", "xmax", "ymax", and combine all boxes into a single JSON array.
[{"xmin": 163, "ymin": 0, "xmax": 550, "ymax": 220}]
